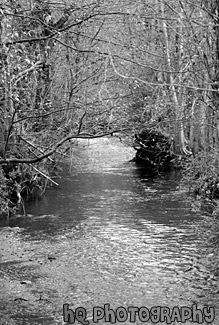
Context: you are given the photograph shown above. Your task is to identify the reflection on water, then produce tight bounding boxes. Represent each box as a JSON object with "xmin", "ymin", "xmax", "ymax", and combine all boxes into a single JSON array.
[{"xmin": 0, "ymin": 137, "xmax": 218, "ymax": 324}]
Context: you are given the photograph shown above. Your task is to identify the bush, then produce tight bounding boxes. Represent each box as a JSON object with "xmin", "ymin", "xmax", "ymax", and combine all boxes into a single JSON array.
[
  {"xmin": 0, "ymin": 166, "xmax": 11, "ymax": 218},
  {"xmin": 183, "ymin": 149, "xmax": 219, "ymax": 205},
  {"xmin": 0, "ymin": 162, "xmax": 49, "ymax": 218},
  {"xmin": 184, "ymin": 150, "xmax": 219, "ymax": 275}
]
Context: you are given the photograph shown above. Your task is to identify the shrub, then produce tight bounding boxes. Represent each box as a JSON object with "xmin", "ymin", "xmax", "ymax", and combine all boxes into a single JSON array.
[
  {"xmin": 0, "ymin": 166, "xmax": 11, "ymax": 218},
  {"xmin": 183, "ymin": 149, "xmax": 219, "ymax": 204}
]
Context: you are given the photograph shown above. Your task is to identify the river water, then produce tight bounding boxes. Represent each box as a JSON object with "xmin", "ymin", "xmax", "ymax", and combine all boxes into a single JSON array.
[{"xmin": 0, "ymin": 137, "xmax": 218, "ymax": 325}]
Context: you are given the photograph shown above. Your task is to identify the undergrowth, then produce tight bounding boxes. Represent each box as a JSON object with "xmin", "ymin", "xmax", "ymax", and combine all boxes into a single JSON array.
[
  {"xmin": 183, "ymin": 149, "xmax": 219, "ymax": 206},
  {"xmin": 183, "ymin": 149, "xmax": 219, "ymax": 278},
  {"xmin": 0, "ymin": 166, "xmax": 11, "ymax": 218},
  {"xmin": 0, "ymin": 161, "xmax": 59, "ymax": 220}
]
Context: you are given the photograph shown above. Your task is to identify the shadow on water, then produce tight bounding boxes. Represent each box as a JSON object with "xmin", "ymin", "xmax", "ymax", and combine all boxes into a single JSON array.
[{"xmin": 0, "ymin": 138, "xmax": 218, "ymax": 324}]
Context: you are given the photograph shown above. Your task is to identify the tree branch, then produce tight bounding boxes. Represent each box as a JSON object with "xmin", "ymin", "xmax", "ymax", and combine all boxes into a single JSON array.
[
  {"xmin": 77, "ymin": 112, "xmax": 86, "ymax": 135},
  {"xmin": 0, "ymin": 130, "xmax": 129, "ymax": 165}
]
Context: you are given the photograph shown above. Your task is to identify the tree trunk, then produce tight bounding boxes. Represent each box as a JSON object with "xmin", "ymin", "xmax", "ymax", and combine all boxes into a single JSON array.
[{"xmin": 160, "ymin": 1, "xmax": 190, "ymax": 155}]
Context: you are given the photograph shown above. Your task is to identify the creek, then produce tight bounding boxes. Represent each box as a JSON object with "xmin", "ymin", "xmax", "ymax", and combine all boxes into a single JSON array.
[{"xmin": 0, "ymin": 137, "xmax": 218, "ymax": 325}]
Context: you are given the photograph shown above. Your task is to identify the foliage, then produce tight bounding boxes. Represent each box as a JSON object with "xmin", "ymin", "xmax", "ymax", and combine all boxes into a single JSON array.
[
  {"xmin": 0, "ymin": 162, "xmax": 52, "ymax": 218},
  {"xmin": 0, "ymin": 166, "xmax": 11, "ymax": 218},
  {"xmin": 182, "ymin": 149, "xmax": 219, "ymax": 273},
  {"xmin": 183, "ymin": 149, "xmax": 219, "ymax": 204}
]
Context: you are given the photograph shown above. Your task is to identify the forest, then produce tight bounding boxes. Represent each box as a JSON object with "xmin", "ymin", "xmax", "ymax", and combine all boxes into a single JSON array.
[{"xmin": 1, "ymin": 0, "xmax": 219, "ymax": 219}]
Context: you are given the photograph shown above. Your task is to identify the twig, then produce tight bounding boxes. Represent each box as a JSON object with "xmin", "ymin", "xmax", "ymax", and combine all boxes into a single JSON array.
[
  {"xmin": 77, "ymin": 111, "xmax": 86, "ymax": 135},
  {"xmin": 31, "ymin": 166, "xmax": 59, "ymax": 186},
  {"xmin": 20, "ymin": 137, "xmax": 54, "ymax": 162}
]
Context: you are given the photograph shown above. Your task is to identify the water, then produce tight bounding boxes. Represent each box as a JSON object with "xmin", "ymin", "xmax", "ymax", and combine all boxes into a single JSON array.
[{"xmin": 0, "ymin": 138, "xmax": 218, "ymax": 325}]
